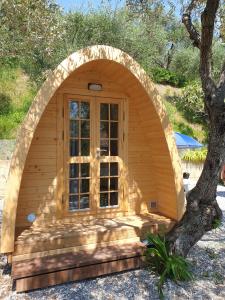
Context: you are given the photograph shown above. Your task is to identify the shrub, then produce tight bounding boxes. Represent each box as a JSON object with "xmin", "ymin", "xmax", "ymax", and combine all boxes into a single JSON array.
[
  {"xmin": 182, "ymin": 148, "xmax": 207, "ymax": 163},
  {"xmin": 0, "ymin": 93, "xmax": 12, "ymax": 115},
  {"xmin": 151, "ymin": 67, "xmax": 187, "ymax": 87},
  {"xmin": 145, "ymin": 233, "xmax": 193, "ymax": 299}
]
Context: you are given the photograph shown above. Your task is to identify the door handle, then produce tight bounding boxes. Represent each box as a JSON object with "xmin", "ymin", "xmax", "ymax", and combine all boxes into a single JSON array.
[{"xmin": 96, "ymin": 148, "xmax": 107, "ymax": 159}]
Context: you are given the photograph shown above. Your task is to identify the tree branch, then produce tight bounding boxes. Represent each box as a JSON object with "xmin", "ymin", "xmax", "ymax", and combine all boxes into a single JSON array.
[
  {"xmin": 182, "ymin": 0, "xmax": 201, "ymax": 48},
  {"xmin": 217, "ymin": 60, "xmax": 225, "ymax": 100}
]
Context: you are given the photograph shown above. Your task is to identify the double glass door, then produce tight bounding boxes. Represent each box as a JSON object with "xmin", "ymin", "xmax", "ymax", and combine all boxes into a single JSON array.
[{"xmin": 63, "ymin": 94, "xmax": 124, "ymax": 213}]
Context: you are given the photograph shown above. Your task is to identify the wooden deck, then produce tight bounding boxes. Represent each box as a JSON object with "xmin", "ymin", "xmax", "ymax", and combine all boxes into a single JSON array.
[{"xmin": 12, "ymin": 213, "xmax": 175, "ymax": 292}]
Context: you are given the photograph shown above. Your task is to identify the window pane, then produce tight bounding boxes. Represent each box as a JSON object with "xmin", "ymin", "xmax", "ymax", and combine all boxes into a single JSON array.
[
  {"xmin": 100, "ymin": 103, "xmax": 109, "ymax": 120},
  {"xmin": 100, "ymin": 178, "xmax": 108, "ymax": 192},
  {"xmin": 80, "ymin": 195, "xmax": 89, "ymax": 209},
  {"xmin": 70, "ymin": 101, "xmax": 79, "ymax": 119},
  {"xmin": 100, "ymin": 122, "xmax": 109, "ymax": 139},
  {"xmin": 80, "ymin": 102, "xmax": 90, "ymax": 119},
  {"xmin": 70, "ymin": 179, "xmax": 79, "ymax": 194},
  {"xmin": 110, "ymin": 140, "xmax": 118, "ymax": 156},
  {"xmin": 70, "ymin": 163, "xmax": 79, "ymax": 178},
  {"xmin": 70, "ymin": 120, "xmax": 79, "ymax": 138},
  {"xmin": 110, "ymin": 104, "xmax": 118, "ymax": 121},
  {"xmin": 81, "ymin": 163, "xmax": 89, "ymax": 177},
  {"xmin": 100, "ymin": 163, "xmax": 109, "ymax": 177},
  {"xmin": 69, "ymin": 195, "xmax": 79, "ymax": 210},
  {"xmin": 100, "ymin": 139, "xmax": 109, "ymax": 156},
  {"xmin": 110, "ymin": 122, "xmax": 118, "ymax": 139},
  {"xmin": 81, "ymin": 120, "xmax": 90, "ymax": 138},
  {"xmin": 81, "ymin": 139, "xmax": 90, "ymax": 156},
  {"xmin": 110, "ymin": 192, "xmax": 118, "ymax": 206},
  {"xmin": 110, "ymin": 163, "xmax": 118, "ymax": 176},
  {"xmin": 70, "ymin": 139, "xmax": 79, "ymax": 156},
  {"xmin": 100, "ymin": 193, "xmax": 108, "ymax": 207},
  {"xmin": 110, "ymin": 178, "xmax": 118, "ymax": 190},
  {"xmin": 80, "ymin": 179, "xmax": 89, "ymax": 193}
]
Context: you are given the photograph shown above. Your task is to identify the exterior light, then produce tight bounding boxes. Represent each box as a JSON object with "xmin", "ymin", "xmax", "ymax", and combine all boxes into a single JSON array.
[{"xmin": 88, "ymin": 83, "xmax": 102, "ymax": 91}]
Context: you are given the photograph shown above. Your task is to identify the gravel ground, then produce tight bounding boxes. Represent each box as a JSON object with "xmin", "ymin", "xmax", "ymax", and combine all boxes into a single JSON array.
[{"xmin": 0, "ymin": 186, "xmax": 225, "ymax": 300}]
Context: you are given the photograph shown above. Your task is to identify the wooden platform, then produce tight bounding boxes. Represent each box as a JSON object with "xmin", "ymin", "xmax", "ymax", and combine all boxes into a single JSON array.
[{"xmin": 12, "ymin": 214, "xmax": 175, "ymax": 292}]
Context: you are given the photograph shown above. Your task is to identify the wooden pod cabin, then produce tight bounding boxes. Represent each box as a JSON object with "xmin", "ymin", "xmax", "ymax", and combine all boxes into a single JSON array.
[{"xmin": 0, "ymin": 45, "xmax": 185, "ymax": 292}]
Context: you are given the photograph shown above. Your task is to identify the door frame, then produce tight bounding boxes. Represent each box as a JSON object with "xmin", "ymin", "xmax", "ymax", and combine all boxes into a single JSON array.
[{"xmin": 56, "ymin": 92, "xmax": 128, "ymax": 218}]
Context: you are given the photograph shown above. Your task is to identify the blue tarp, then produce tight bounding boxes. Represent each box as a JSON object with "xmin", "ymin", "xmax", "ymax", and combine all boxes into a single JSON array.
[{"xmin": 174, "ymin": 132, "xmax": 203, "ymax": 149}]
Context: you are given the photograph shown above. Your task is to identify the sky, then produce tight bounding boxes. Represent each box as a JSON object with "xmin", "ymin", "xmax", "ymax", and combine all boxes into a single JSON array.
[{"xmin": 56, "ymin": 0, "xmax": 125, "ymax": 12}]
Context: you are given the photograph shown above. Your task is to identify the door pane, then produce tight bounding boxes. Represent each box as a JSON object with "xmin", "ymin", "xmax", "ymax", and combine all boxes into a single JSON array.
[
  {"xmin": 110, "ymin": 140, "xmax": 118, "ymax": 156},
  {"xmin": 80, "ymin": 102, "xmax": 90, "ymax": 119},
  {"xmin": 69, "ymin": 195, "xmax": 79, "ymax": 210},
  {"xmin": 110, "ymin": 177, "xmax": 118, "ymax": 190},
  {"xmin": 100, "ymin": 193, "xmax": 108, "ymax": 207},
  {"xmin": 81, "ymin": 120, "xmax": 90, "ymax": 138},
  {"xmin": 70, "ymin": 163, "xmax": 79, "ymax": 178},
  {"xmin": 70, "ymin": 140, "xmax": 79, "ymax": 156},
  {"xmin": 70, "ymin": 101, "xmax": 79, "ymax": 119},
  {"xmin": 110, "ymin": 104, "xmax": 118, "ymax": 120},
  {"xmin": 110, "ymin": 122, "xmax": 118, "ymax": 138},
  {"xmin": 100, "ymin": 139, "xmax": 109, "ymax": 156},
  {"xmin": 100, "ymin": 104, "xmax": 109, "ymax": 120},
  {"xmin": 100, "ymin": 163, "xmax": 109, "ymax": 176},
  {"xmin": 110, "ymin": 192, "xmax": 118, "ymax": 206},
  {"xmin": 70, "ymin": 120, "xmax": 79, "ymax": 138},
  {"xmin": 80, "ymin": 195, "xmax": 89, "ymax": 209},
  {"xmin": 81, "ymin": 139, "xmax": 90, "ymax": 156},
  {"xmin": 80, "ymin": 179, "xmax": 89, "ymax": 193},
  {"xmin": 110, "ymin": 163, "xmax": 118, "ymax": 176},
  {"xmin": 70, "ymin": 179, "xmax": 79, "ymax": 194},
  {"xmin": 100, "ymin": 122, "xmax": 109, "ymax": 138},
  {"xmin": 100, "ymin": 178, "xmax": 108, "ymax": 191},
  {"xmin": 81, "ymin": 163, "xmax": 90, "ymax": 177}
]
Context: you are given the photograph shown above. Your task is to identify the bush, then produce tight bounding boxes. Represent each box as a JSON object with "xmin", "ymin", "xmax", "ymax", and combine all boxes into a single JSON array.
[
  {"xmin": 182, "ymin": 148, "xmax": 207, "ymax": 163},
  {"xmin": 0, "ymin": 93, "xmax": 12, "ymax": 115},
  {"xmin": 151, "ymin": 67, "xmax": 187, "ymax": 87},
  {"xmin": 171, "ymin": 81, "xmax": 205, "ymax": 124},
  {"xmin": 145, "ymin": 233, "xmax": 193, "ymax": 298}
]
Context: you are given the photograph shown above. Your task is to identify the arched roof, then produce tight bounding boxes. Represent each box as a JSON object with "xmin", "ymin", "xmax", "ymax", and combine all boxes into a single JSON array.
[{"xmin": 0, "ymin": 45, "xmax": 184, "ymax": 253}]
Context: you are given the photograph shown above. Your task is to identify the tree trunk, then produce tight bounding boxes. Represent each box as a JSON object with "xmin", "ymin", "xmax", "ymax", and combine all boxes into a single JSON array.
[{"xmin": 166, "ymin": 115, "xmax": 224, "ymax": 257}]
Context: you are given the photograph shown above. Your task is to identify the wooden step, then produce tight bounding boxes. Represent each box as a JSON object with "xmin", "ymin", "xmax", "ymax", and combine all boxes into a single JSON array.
[{"xmin": 12, "ymin": 241, "xmax": 146, "ymax": 292}]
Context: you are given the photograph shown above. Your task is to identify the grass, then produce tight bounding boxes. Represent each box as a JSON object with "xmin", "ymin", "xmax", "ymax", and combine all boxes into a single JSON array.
[{"xmin": 0, "ymin": 65, "xmax": 36, "ymax": 138}]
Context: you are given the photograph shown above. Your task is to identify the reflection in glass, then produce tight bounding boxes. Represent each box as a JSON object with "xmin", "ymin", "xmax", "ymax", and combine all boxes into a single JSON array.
[
  {"xmin": 70, "ymin": 179, "xmax": 79, "ymax": 194},
  {"xmin": 100, "ymin": 193, "xmax": 108, "ymax": 207},
  {"xmin": 100, "ymin": 163, "xmax": 109, "ymax": 177},
  {"xmin": 100, "ymin": 178, "xmax": 108, "ymax": 191},
  {"xmin": 70, "ymin": 101, "xmax": 79, "ymax": 119},
  {"xmin": 80, "ymin": 102, "xmax": 90, "ymax": 119},
  {"xmin": 81, "ymin": 139, "xmax": 89, "ymax": 156},
  {"xmin": 100, "ymin": 103, "xmax": 109, "ymax": 120},
  {"xmin": 80, "ymin": 179, "xmax": 89, "ymax": 193},
  {"xmin": 100, "ymin": 122, "xmax": 109, "ymax": 138},
  {"xmin": 70, "ymin": 139, "xmax": 79, "ymax": 156},
  {"xmin": 69, "ymin": 195, "xmax": 79, "ymax": 210},
  {"xmin": 110, "ymin": 178, "xmax": 118, "ymax": 190},
  {"xmin": 70, "ymin": 120, "xmax": 79, "ymax": 138},
  {"xmin": 110, "ymin": 104, "xmax": 118, "ymax": 120},
  {"xmin": 100, "ymin": 139, "xmax": 109, "ymax": 156},
  {"xmin": 110, "ymin": 140, "xmax": 118, "ymax": 156},
  {"xmin": 81, "ymin": 120, "xmax": 90, "ymax": 138},
  {"xmin": 110, "ymin": 122, "xmax": 118, "ymax": 138},
  {"xmin": 110, "ymin": 163, "xmax": 118, "ymax": 176},
  {"xmin": 81, "ymin": 163, "xmax": 89, "ymax": 177},
  {"xmin": 70, "ymin": 163, "xmax": 79, "ymax": 178},
  {"xmin": 110, "ymin": 192, "xmax": 118, "ymax": 206},
  {"xmin": 80, "ymin": 195, "xmax": 89, "ymax": 209}
]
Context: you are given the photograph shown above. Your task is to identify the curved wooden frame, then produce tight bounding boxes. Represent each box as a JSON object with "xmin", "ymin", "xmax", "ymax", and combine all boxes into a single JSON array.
[{"xmin": 0, "ymin": 45, "xmax": 184, "ymax": 253}]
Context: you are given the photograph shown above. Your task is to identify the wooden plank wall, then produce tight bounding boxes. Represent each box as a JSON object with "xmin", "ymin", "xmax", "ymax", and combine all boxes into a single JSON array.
[{"xmin": 15, "ymin": 61, "xmax": 179, "ymax": 230}]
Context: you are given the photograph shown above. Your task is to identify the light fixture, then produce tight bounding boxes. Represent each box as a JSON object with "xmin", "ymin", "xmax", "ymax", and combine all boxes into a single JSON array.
[{"xmin": 88, "ymin": 83, "xmax": 103, "ymax": 91}]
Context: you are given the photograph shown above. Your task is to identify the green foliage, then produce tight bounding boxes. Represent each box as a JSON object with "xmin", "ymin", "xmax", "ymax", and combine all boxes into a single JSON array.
[
  {"xmin": 171, "ymin": 81, "xmax": 205, "ymax": 124},
  {"xmin": 182, "ymin": 148, "xmax": 207, "ymax": 163},
  {"xmin": 212, "ymin": 218, "xmax": 222, "ymax": 230},
  {"xmin": 0, "ymin": 93, "xmax": 12, "ymax": 115},
  {"xmin": 145, "ymin": 233, "xmax": 193, "ymax": 298},
  {"xmin": 151, "ymin": 67, "xmax": 187, "ymax": 87}
]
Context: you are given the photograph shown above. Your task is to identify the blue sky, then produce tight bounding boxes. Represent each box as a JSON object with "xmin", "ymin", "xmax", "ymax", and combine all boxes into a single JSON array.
[{"xmin": 56, "ymin": 0, "xmax": 125, "ymax": 12}]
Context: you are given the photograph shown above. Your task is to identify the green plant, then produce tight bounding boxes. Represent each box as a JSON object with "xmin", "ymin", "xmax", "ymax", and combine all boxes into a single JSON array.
[
  {"xmin": 182, "ymin": 148, "xmax": 207, "ymax": 163},
  {"xmin": 151, "ymin": 67, "xmax": 187, "ymax": 87},
  {"xmin": 205, "ymin": 247, "xmax": 219, "ymax": 260},
  {"xmin": 0, "ymin": 93, "xmax": 12, "ymax": 115},
  {"xmin": 212, "ymin": 218, "xmax": 222, "ymax": 230},
  {"xmin": 145, "ymin": 233, "xmax": 193, "ymax": 299}
]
